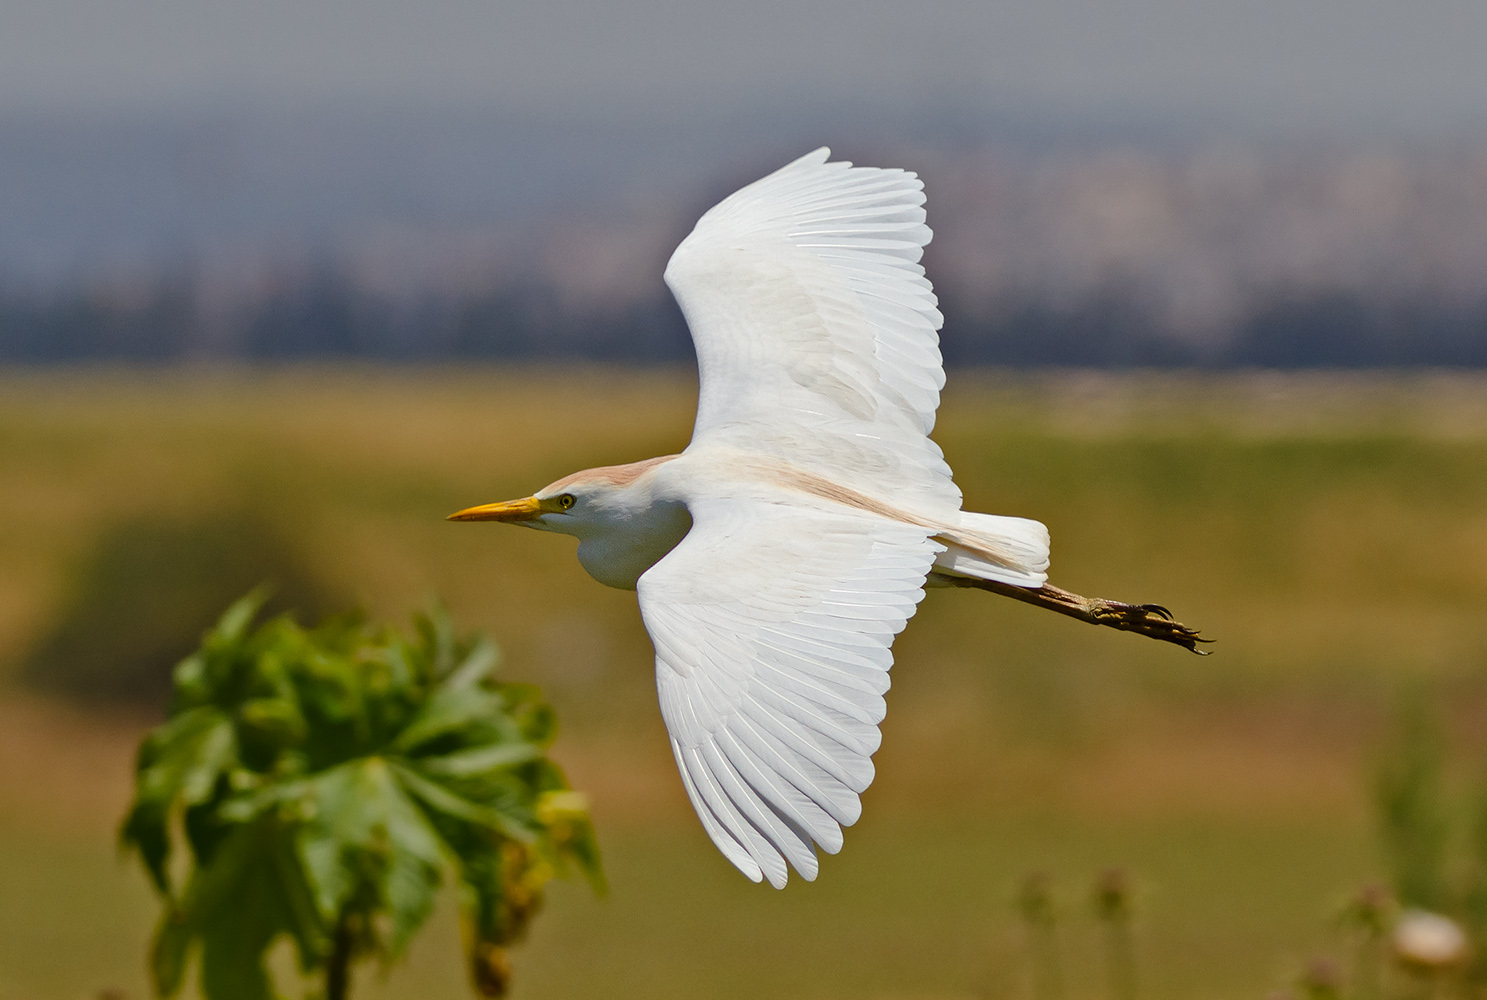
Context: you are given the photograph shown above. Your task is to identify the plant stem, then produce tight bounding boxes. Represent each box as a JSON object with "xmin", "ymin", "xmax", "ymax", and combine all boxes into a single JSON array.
[
  {"xmin": 1350, "ymin": 934, "xmax": 1382, "ymax": 1000},
  {"xmin": 1018, "ymin": 873, "xmax": 1064, "ymax": 1000},
  {"xmin": 1029, "ymin": 929, "xmax": 1065, "ymax": 1000},
  {"xmin": 1093, "ymin": 868, "xmax": 1138, "ymax": 1000},
  {"xmin": 1102, "ymin": 921, "xmax": 1138, "ymax": 1000},
  {"xmin": 326, "ymin": 910, "xmax": 355, "ymax": 1000}
]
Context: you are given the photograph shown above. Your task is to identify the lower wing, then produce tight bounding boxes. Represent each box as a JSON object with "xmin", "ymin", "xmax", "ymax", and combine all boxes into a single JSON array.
[{"xmin": 636, "ymin": 495, "xmax": 942, "ymax": 887}]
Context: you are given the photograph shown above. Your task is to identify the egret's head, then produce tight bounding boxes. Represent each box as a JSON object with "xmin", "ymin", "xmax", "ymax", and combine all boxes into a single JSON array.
[
  {"xmin": 447, "ymin": 456, "xmax": 677, "ymax": 537},
  {"xmin": 447, "ymin": 478, "xmax": 594, "ymax": 535}
]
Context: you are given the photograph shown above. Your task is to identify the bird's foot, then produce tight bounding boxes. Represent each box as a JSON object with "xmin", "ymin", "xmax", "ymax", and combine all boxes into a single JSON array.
[{"xmin": 1083, "ymin": 599, "xmax": 1212, "ymax": 654}]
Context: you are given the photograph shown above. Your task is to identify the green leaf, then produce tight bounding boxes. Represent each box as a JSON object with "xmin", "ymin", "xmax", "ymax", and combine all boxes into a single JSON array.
[
  {"xmin": 300, "ymin": 759, "xmax": 446, "ymax": 955},
  {"xmin": 446, "ymin": 637, "xmax": 500, "ymax": 690},
  {"xmin": 214, "ymin": 587, "xmax": 272, "ymax": 646},
  {"xmin": 196, "ymin": 878, "xmax": 282, "ymax": 1000},
  {"xmin": 293, "ymin": 763, "xmax": 374, "ymax": 920},
  {"xmin": 176, "ymin": 820, "xmax": 293, "ymax": 1000},
  {"xmin": 121, "ymin": 708, "xmax": 238, "ymax": 894},
  {"xmin": 295, "ymin": 823, "xmax": 352, "ymax": 928},
  {"xmin": 268, "ymin": 829, "xmax": 329, "ymax": 969},
  {"xmin": 418, "ymin": 742, "xmax": 543, "ymax": 778},
  {"xmin": 391, "ymin": 685, "xmax": 507, "ymax": 754},
  {"xmin": 133, "ymin": 708, "xmax": 236, "ymax": 809},
  {"xmin": 171, "ymin": 653, "xmax": 210, "ymax": 706},
  {"xmin": 493, "ymin": 682, "xmax": 558, "ymax": 746},
  {"xmin": 215, "ymin": 774, "xmax": 312, "ymax": 824},
  {"xmin": 368, "ymin": 762, "xmax": 448, "ymax": 869},
  {"xmin": 391, "ymin": 762, "xmax": 537, "ymax": 843},
  {"xmin": 239, "ymin": 695, "xmax": 307, "ymax": 746},
  {"xmin": 293, "ymin": 760, "xmax": 447, "ymax": 924},
  {"xmin": 381, "ymin": 840, "xmax": 442, "ymax": 956},
  {"xmin": 537, "ymin": 790, "xmax": 605, "ymax": 894},
  {"xmin": 415, "ymin": 602, "xmax": 458, "ymax": 678},
  {"xmin": 121, "ymin": 799, "xmax": 174, "ymax": 896},
  {"xmin": 150, "ymin": 907, "xmax": 193, "ymax": 998}
]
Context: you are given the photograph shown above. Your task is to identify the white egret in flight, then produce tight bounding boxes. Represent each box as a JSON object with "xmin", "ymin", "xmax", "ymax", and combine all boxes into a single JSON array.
[{"xmin": 451, "ymin": 149, "xmax": 1207, "ymax": 888}]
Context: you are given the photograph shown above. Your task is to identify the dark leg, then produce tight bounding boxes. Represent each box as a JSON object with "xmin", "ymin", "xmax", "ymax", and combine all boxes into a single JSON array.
[{"xmin": 934, "ymin": 574, "xmax": 1211, "ymax": 654}]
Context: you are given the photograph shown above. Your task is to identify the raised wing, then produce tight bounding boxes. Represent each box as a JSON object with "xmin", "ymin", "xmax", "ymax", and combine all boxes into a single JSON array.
[
  {"xmin": 637, "ymin": 496, "xmax": 942, "ymax": 887},
  {"xmin": 664, "ymin": 148, "xmax": 960, "ymax": 517}
]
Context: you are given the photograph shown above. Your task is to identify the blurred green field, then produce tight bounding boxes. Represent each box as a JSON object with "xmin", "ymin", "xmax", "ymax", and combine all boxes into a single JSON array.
[{"xmin": 4, "ymin": 367, "xmax": 1487, "ymax": 999}]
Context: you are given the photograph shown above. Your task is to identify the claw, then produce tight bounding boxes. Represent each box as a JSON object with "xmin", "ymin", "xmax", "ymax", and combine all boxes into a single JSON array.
[{"xmin": 1094, "ymin": 600, "xmax": 1212, "ymax": 654}]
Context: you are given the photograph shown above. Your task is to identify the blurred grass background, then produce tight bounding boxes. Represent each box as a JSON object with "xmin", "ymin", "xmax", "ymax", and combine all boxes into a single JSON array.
[{"xmin": 4, "ymin": 367, "xmax": 1487, "ymax": 999}]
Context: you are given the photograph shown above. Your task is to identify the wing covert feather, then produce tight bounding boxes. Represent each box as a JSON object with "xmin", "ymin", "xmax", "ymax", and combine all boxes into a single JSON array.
[{"xmin": 638, "ymin": 497, "xmax": 942, "ymax": 887}]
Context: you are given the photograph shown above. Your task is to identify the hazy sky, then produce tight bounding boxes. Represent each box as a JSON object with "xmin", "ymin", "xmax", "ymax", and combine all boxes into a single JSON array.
[{"xmin": 4, "ymin": 0, "xmax": 1487, "ymax": 134}]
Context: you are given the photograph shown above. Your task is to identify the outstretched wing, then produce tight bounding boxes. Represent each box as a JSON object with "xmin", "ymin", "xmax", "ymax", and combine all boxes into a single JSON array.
[
  {"xmin": 664, "ymin": 147, "xmax": 960, "ymax": 516},
  {"xmin": 637, "ymin": 496, "xmax": 942, "ymax": 888}
]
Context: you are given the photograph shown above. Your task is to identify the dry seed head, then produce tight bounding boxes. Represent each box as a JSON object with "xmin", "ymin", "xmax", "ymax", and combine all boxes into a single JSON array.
[
  {"xmin": 1093, "ymin": 867, "xmax": 1135, "ymax": 923},
  {"xmin": 1339, "ymin": 882, "xmax": 1393, "ymax": 936},
  {"xmin": 1298, "ymin": 956, "xmax": 1343, "ymax": 1000},
  {"xmin": 1017, "ymin": 871, "xmax": 1058, "ymax": 926}
]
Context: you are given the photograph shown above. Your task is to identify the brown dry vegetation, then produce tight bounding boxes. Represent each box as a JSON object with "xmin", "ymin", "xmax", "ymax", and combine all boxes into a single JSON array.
[{"xmin": 3, "ymin": 367, "xmax": 1487, "ymax": 999}]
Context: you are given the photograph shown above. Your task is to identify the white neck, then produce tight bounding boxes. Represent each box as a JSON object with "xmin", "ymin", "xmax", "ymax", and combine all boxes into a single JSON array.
[{"xmin": 546, "ymin": 459, "xmax": 692, "ymax": 590}]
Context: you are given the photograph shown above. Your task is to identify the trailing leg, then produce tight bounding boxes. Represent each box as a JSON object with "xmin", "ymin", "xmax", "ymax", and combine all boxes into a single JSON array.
[{"xmin": 932, "ymin": 573, "xmax": 1211, "ymax": 654}]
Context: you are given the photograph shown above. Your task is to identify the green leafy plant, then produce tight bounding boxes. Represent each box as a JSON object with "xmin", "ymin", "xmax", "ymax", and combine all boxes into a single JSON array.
[{"xmin": 120, "ymin": 592, "xmax": 603, "ymax": 1000}]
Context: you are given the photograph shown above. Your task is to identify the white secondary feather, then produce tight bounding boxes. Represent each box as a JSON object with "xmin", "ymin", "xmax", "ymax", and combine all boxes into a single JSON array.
[
  {"xmin": 638, "ymin": 496, "xmax": 942, "ymax": 887},
  {"xmin": 664, "ymin": 147, "xmax": 961, "ymax": 517}
]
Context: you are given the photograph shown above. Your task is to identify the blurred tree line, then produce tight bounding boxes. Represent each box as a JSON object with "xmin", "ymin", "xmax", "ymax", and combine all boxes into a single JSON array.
[
  {"xmin": 2, "ymin": 271, "xmax": 1485, "ymax": 366},
  {"xmin": 0, "ymin": 273, "xmax": 695, "ymax": 363}
]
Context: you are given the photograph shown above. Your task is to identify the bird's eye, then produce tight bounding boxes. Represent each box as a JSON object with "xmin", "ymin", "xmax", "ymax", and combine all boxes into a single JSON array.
[{"xmin": 557, "ymin": 494, "xmax": 576, "ymax": 510}]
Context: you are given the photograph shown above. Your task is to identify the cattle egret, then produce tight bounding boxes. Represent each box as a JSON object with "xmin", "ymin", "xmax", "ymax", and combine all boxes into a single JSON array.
[{"xmin": 451, "ymin": 148, "xmax": 1207, "ymax": 888}]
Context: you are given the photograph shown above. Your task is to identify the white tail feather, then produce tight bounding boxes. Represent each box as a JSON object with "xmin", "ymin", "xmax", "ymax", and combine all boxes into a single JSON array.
[{"xmin": 932, "ymin": 512, "xmax": 1050, "ymax": 588}]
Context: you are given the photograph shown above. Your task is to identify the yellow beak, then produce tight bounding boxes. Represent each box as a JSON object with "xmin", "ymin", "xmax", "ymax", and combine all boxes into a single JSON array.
[{"xmin": 447, "ymin": 496, "xmax": 544, "ymax": 522}]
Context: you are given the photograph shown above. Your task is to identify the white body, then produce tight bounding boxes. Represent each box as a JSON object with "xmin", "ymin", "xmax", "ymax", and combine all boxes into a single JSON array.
[{"xmin": 497, "ymin": 150, "xmax": 1051, "ymax": 887}]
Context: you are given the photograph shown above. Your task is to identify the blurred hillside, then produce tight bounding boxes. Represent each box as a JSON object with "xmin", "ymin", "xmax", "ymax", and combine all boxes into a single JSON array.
[{"xmin": 2, "ymin": 112, "xmax": 1486, "ymax": 366}]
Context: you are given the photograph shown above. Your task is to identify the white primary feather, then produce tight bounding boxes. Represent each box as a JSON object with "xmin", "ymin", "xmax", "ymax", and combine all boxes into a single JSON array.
[
  {"xmin": 664, "ymin": 147, "xmax": 961, "ymax": 518},
  {"xmin": 638, "ymin": 496, "xmax": 942, "ymax": 887}
]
